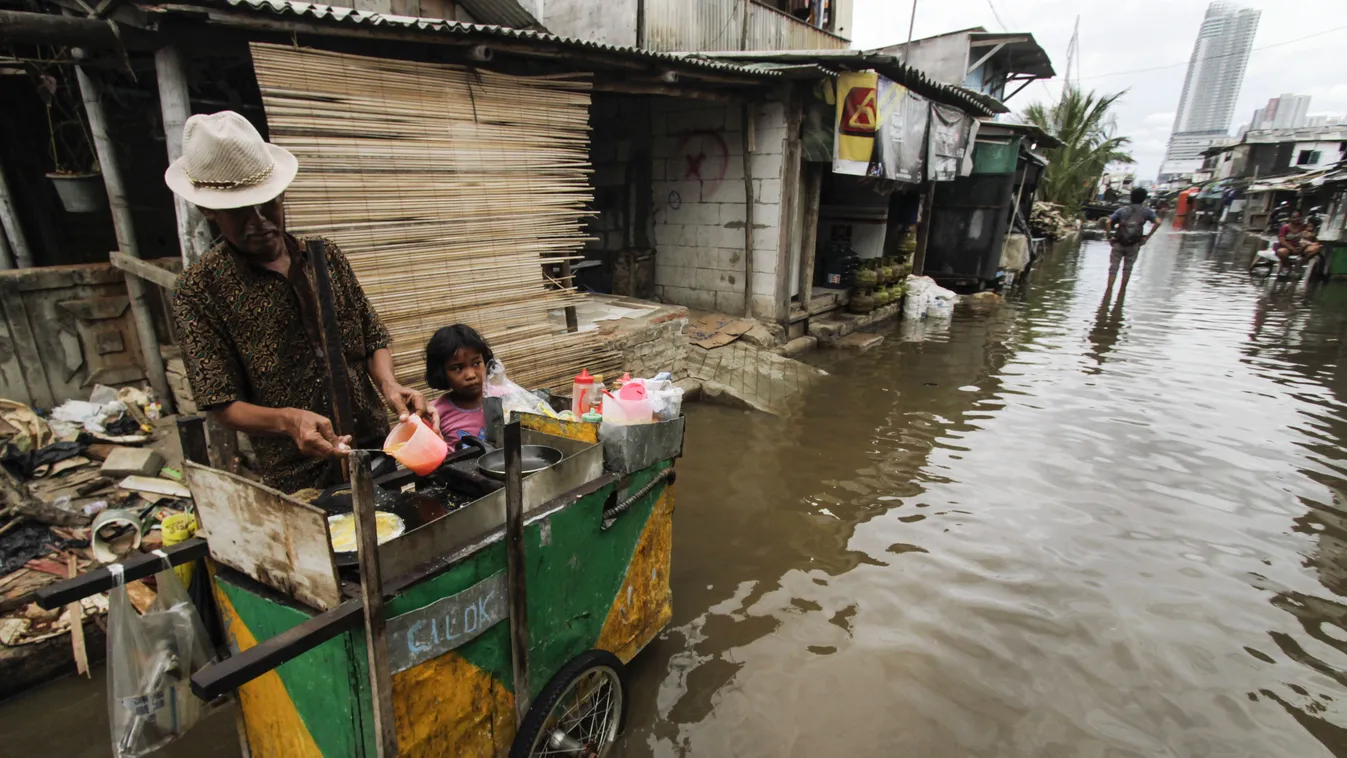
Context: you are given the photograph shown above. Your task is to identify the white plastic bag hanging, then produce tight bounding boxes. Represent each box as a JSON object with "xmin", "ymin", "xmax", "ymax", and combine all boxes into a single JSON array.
[
  {"xmin": 107, "ymin": 555, "xmax": 214, "ymax": 757},
  {"xmin": 484, "ymin": 359, "xmax": 558, "ymax": 419}
]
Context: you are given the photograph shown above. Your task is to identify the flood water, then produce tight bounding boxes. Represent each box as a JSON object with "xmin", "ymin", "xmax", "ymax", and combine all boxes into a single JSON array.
[{"xmin": 9, "ymin": 225, "xmax": 1347, "ymax": 756}]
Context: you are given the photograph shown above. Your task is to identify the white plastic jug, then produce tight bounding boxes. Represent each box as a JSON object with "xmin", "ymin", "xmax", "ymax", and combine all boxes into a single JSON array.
[{"xmin": 602, "ymin": 390, "xmax": 652, "ymax": 425}]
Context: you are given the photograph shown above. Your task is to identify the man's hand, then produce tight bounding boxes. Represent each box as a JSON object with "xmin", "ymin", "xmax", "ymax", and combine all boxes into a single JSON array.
[
  {"xmin": 283, "ymin": 408, "xmax": 351, "ymax": 458},
  {"xmin": 380, "ymin": 380, "xmax": 438, "ymax": 428}
]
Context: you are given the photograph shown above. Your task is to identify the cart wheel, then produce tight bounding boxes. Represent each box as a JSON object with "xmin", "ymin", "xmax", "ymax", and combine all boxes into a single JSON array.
[{"xmin": 510, "ymin": 650, "xmax": 627, "ymax": 758}]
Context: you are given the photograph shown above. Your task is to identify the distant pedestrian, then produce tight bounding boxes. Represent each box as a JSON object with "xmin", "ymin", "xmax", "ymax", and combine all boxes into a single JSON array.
[{"xmin": 1104, "ymin": 187, "xmax": 1162, "ymax": 291}]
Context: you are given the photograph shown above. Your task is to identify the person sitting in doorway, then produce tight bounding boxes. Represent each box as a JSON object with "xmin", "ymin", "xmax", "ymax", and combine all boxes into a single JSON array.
[
  {"xmin": 1277, "ymin": 211, "xmax": 1323, "ymax": 268},
  {"xmin": 425, "ymin": 324, "xmax": 494, "ymax": 445},
  {"xmin": 1104, "ymin": 187, "xmax": 1162, "ymax": 291}
]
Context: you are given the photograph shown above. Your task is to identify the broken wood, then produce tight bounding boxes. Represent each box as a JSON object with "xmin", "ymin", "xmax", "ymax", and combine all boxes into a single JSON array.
[
  {"xmin": 65, "ymin": 555, "xmax": 89, "ymax": 678},
  {"xmin": 109, "ymin": 251, "xmax": 179, "ymax": 292},
  {"xmin": 0, "ymin": 465, "xmax": 84, "ymax": 526}
]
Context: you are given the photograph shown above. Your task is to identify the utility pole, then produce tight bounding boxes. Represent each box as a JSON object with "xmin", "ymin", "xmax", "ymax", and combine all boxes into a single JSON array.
[
  {"xmin": 906, "ymin": 0, "xmax": 918, "ymax": 48},
  {"xmin": 1063, "ymin": 15, "xmax": 1080, "ymax": 96}
]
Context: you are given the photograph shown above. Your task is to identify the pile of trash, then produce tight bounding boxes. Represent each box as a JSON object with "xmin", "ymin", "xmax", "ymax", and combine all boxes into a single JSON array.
[
  {"xmin": 0, "ymin": 384, "xmax": 192, "ymax": 659},
  {"xmin": 1031, "ymin": 202, "xmax": 1071, "ymax": 240},
  {"xmin": 903, "ymin": 275, "xmax": 959, "ymax": 321}
]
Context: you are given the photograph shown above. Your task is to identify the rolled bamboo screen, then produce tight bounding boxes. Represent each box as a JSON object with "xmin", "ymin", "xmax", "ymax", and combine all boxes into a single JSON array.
[{"xmin": 249, "ymin": 43, "xmax": 621, "ymax": 392}]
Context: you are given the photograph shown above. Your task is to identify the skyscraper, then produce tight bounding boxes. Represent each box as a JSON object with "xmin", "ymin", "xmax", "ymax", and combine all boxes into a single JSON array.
[
  {"xmin": 1158, "ymin": 2, "xmax": 1260, "ymax": 181},
  {"xmin": 1251, "ymin": 94, "xmax": 1312, "ymax": 131}
]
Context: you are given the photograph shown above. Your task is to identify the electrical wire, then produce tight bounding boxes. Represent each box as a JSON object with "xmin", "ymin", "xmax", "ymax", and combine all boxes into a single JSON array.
[
  {"xmin": 1081, "ymin": 23, "xmax": 1347, "ymax": 81},
  {"xmin": 984, "ymin": 0, "xmax": 1008, "ymax": 32}
]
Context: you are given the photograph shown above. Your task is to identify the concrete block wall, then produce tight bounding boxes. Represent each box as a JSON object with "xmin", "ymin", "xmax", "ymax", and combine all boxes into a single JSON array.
[
  {"xmin": 651, "ymin": 97, "xmax": 789, "ymax": 317},
  {"xmin": 599, "ymin": 307, "xmax": 691, "ymax": 380}
]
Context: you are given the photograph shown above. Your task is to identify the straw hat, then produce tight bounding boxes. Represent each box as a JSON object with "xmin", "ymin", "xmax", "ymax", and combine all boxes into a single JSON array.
[{"xmin": 164, "ymin": 111, "xmax": 298, "ymax": 210}]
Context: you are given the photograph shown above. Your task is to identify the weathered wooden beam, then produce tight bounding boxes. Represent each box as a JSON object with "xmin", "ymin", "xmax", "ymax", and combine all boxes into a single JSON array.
[
  {"xmin": 110, "ymin": 250, "xmax": 179, "ymax": 291},
  {"xmin": 742, "ymin": 101, "xmax": 756, "ymax": 318},
  {"xmin": 0, "ymin": 10, "xmax": 157, "ymax": 49},
  {"xmin": 155, "ymin": 45, "xmax": 213, "ymax": 268},
  {"xmin": 75, "ymin": 60, "xmax": 175, "ymax": 411},
  {"xmin": 591, "ymin": 82, "xmax": 738, "ymax": 102}
]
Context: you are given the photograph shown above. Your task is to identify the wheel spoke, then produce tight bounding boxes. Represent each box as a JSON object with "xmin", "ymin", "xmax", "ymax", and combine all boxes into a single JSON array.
[{"xmin": 529, "ymin": 665, "xmax": 621, "ymax": 757}]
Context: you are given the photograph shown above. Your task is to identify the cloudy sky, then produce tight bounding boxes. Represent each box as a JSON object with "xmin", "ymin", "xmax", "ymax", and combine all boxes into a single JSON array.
[{"xmin": 851, "ymin": 0, "xmax": 1347, "ymax": 179}]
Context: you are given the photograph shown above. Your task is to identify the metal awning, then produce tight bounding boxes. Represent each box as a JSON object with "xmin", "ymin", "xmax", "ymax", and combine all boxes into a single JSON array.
[
  {"xmin": 677, "ymin": 48, "xmax": 1008, "ymax": 116},
  {"xmin": 967, "ymin": 32, "xmax": 1055, "ymax": 79}
]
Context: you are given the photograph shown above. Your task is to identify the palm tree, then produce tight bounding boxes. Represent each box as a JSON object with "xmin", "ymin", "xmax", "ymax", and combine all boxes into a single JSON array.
[{"xmin": 1022, "ymin": 88, "xmax": 1135, "ymax": 213}]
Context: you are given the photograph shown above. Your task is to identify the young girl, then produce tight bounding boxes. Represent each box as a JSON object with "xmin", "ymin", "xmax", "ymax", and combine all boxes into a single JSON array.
[{"xmin": 425, "ymin": 324, "xmax": 493, "ymax": 445}]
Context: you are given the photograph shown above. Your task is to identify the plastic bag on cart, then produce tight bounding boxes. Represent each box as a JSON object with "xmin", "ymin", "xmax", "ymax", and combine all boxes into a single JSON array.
[
  {"xmin": 107, "ymin": 555, "xmax": 214, "ymax": 757},
  {"xmin": 484, "ymin": 359, "xmax": 558, "ymax": 419}
]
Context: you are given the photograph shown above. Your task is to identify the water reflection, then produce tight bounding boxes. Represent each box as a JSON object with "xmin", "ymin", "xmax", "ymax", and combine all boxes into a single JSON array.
[{"xmin": 622, "ymin": 228, "xmax": 1347, "ymax": 757}]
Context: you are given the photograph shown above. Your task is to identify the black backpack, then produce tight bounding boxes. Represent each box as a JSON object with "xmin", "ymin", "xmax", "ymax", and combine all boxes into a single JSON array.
[{"xmin": 1114, "ymin": 204, "xmax": 1148, "ymax": 245}]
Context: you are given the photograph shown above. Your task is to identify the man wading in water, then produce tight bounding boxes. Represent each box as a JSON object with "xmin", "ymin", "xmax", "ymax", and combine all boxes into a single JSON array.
[
  {"xmin": 167, "ymin": 111, "xmax": 433, "ymax": 493},
  {"xmin": 1104, "ymin": 187, "xmax": 1162, "ymax": 292}
]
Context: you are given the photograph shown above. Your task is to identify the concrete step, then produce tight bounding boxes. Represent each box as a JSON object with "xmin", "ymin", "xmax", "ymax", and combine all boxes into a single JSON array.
[
  {"xmin": 835, "ymin": 332, "xmax": 884, "ymax": 352},
  {"xmin": 686, "ymin": 341, "xmax": 826, "ymax": 415}
]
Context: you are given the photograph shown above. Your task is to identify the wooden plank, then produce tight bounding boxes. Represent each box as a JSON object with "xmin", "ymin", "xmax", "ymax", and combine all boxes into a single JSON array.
[
  {"xmin": 350, "ymin": 452, "xmax": 398, "ymax": 756},
  {"xmin": 110, "ymin": 251, "xmax": 179, "ymax": 291},
  {"xmin": 65, "ymin": 556, "xmax": 89, "ymax": 678},
  {"xmin": 798, "ymin": 164, "xmax": 823, "ymax": 310},
  {"xmin": 185, "ymin": 463, "xmax": 342, "ymax": 611},
  {"xmin": 0, "ymin": 279, "xmax": 53, "ymax": 409}
]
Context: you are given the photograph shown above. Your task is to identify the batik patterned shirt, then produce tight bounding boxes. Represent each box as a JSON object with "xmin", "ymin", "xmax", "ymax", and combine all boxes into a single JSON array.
[{"xmin": 173, "ymin": 235, "xmax": 391, "ymax": 493}]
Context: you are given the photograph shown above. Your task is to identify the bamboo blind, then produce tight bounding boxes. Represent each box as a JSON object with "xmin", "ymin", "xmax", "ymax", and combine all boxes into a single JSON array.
[{"xmin": 249, "ymin": 43, "xmax": 621, "ymax": 392}]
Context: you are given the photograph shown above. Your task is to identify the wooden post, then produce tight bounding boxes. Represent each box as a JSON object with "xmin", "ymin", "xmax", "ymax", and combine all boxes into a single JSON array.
[
  {"xmin": 176, "ymin": 416, "xmax": 209, "ymax": 466},
  {"xmin": 742, "ymin": 102, "xmax": 756, "ymax": 319},
  {"xmin": 503, "ymin": 419, "xmax": 531, "ymax": 723},
  {"xmin": 308, "ymin": 238, "xmax": 355, "ymax": 439},
  {"xmin": 0, "ymin": 210, "xmax": 13, "ymax": 271},
  {"xmin": 0, "ymin": 158, "xmax": 32, "ymax": 268},
  {"xmin": 775, "ymin": 91, "xmax": 804, "ymax": 324},
  {"xmin": 350, "ymin": 451, "xmax": 398, "ymax": 757},
  {"xmin": 798, "ymin": 165, "xmax": 823, "ymax": 311},
  {"xmin": 559, "ymin": 259, "xmax": 578, "ymax": 333},
  {"xmin": 155, "ymin": 45, "xmax": 238, "ymax": 471},
  {"xmin": 913, "ymin": 181, "xmax": 936, "ymax": 275},
  {"xmin": 154, "ymin": 46, "xmax": 212, "ymax": 268},
  {"xmin": 73, "ymin": 62, "xmax": 174, "ymax": 411}
]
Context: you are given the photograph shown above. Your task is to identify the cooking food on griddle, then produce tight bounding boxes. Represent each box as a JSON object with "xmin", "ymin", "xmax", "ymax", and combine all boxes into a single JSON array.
[{"xmin": 327, "ymin": 511, "xmax": 405, "ymax": 553}]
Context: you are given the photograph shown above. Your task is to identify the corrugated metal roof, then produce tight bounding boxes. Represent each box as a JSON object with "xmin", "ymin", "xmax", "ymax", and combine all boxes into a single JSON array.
[
  {"xmin": 679, "ymin": 49, "xmax": 1006, "ymax": 116},
  {"xmin": 209, "ymin": 0, "xmax": 783, "ymax": 79},
  {"xmin": 454, "ymin": 0, "xmax": 540, "ymax": 30}
]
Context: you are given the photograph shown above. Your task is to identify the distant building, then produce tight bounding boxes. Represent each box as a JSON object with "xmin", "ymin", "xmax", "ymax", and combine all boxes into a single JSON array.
[
  {"xmin": 1250, "ymin": 94, "xmax": 1311, "ymax": 130},
  {"xmin": 875, "ymin": 27, "xmax": 1055, "ymax": 103},
  {"xmin": 1158, "ymin": 2, "xmax": 1261, "ymax": 182},
  {"xmin": 1199, "ymin": 125, "xmax": 1347, "ymax": 181}
]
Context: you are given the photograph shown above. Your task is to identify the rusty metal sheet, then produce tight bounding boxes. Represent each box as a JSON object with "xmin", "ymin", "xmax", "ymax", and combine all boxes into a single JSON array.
[{"xmin": 385, "ymin": 572, "xmax": 508, "ymax": 674}]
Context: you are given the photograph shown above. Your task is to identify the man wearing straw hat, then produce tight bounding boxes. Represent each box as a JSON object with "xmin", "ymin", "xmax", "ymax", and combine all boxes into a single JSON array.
[{"xmin": 168, "ymin": 111, "xmax": 431, "ymax": 493}]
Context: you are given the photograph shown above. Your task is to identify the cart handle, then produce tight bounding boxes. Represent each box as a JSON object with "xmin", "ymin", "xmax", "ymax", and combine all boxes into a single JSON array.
[
  {"xmin": 191, "ymin": 599, "xmax": 364, "ymax": 701},
  {"xmin": 34, "ymin": 538, "xmax": 209, "ymax": 610}
]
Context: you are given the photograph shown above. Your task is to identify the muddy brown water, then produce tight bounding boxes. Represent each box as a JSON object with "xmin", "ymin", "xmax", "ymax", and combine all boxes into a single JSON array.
[{"xmin": 8, "ymin": 226, "xmax": 1347, "ymax": 756}]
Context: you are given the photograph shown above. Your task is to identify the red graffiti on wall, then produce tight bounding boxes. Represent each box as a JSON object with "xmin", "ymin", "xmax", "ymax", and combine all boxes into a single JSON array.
[{"xmin": 675, "ymin": 130, "xmax": 730, "ymax": 182}]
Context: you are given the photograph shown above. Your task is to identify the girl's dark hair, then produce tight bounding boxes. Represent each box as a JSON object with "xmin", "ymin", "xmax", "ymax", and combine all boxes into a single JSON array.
[{"xmin": 424, "ymin": 324, "xmax": 494, "ymax": 390}]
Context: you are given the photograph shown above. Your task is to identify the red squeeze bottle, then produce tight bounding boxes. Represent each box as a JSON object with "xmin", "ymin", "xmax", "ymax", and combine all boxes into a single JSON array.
[{"xmin": 571, "ymin": 369, "xmax": 595, "ymax": 417}]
